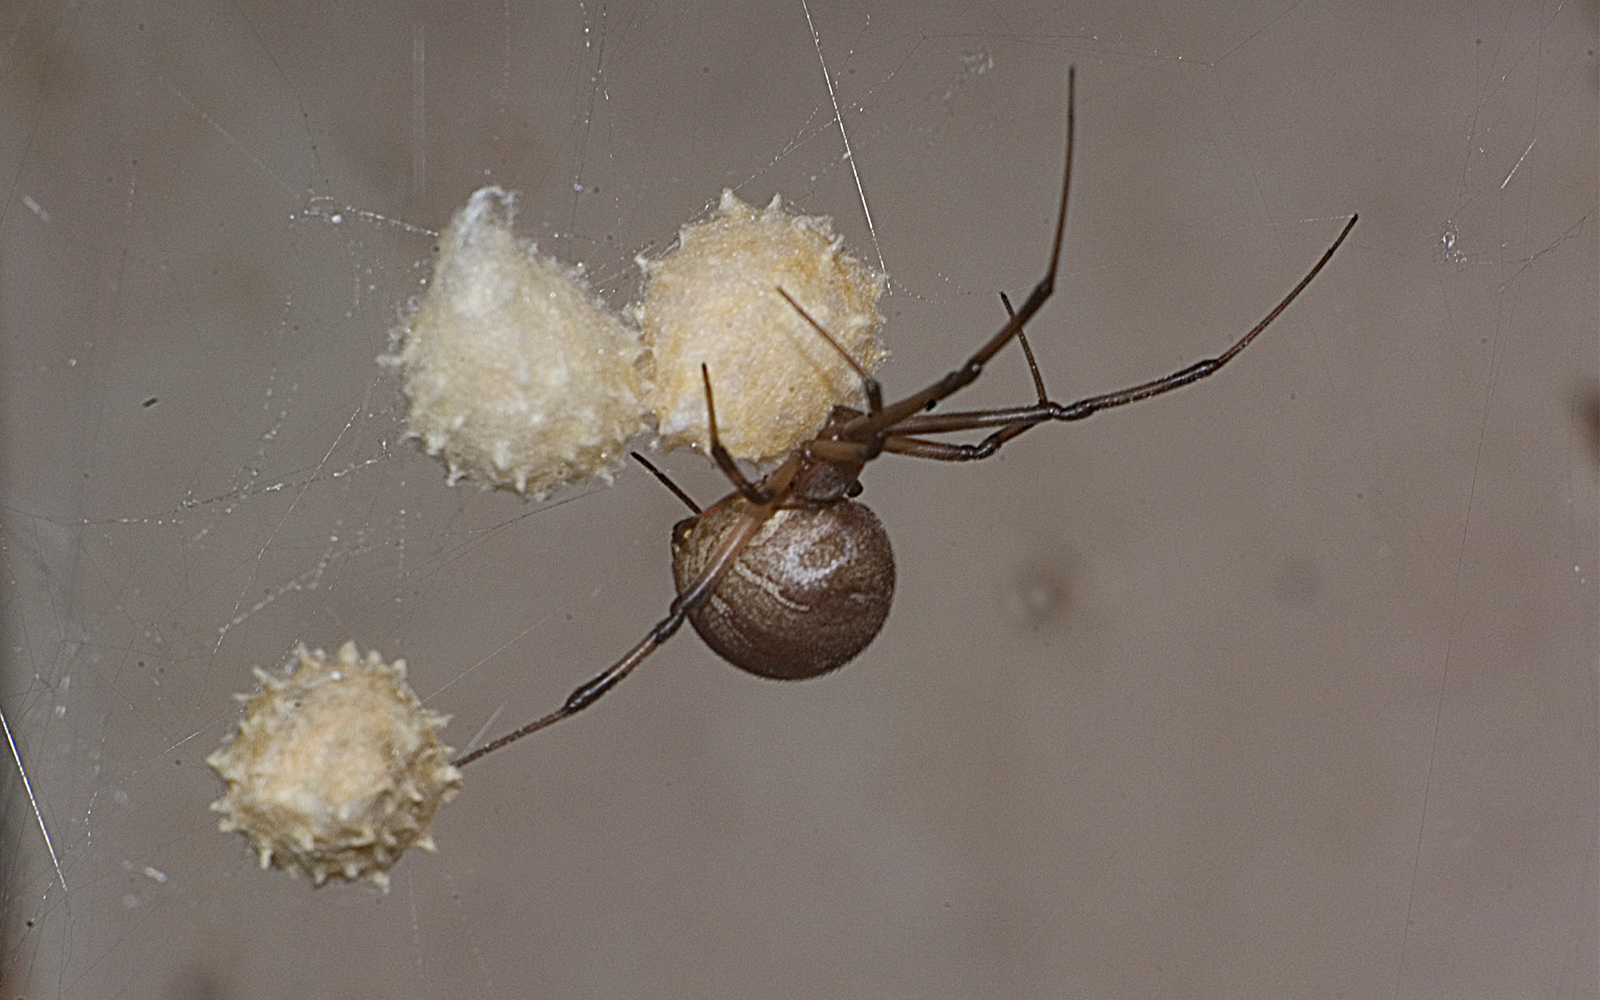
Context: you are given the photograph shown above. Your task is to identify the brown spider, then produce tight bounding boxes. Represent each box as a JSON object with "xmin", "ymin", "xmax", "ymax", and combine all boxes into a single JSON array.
[{"xmin": 453, "ymin": 68, "xmax": 1358, "ymax": 768}]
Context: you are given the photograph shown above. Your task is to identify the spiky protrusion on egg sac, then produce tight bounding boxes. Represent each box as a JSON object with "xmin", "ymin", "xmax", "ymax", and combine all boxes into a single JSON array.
[
  {"xmin": 206, "ymin": 642, "xmax": 462, "ymax": 891},
  {"xmin": 385, "ymin": 186, "xmax": 648, "ymax": 496},
  {"xmin": 635, "ymin": 190, "xmax": 887, "ymax": 463}
]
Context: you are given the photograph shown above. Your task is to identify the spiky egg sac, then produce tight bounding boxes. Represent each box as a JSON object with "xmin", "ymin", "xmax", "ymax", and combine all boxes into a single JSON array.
[
  {"xmin": 387, "ymin": 186, "xmax": 648, "ymax": 496},
  {"xmin": 636, "ymin": 190, "xmax": 887, "ymax": 464},
  {"xmin": 207, "ymin": 642, "xmax": 462, "ymax": 891}
]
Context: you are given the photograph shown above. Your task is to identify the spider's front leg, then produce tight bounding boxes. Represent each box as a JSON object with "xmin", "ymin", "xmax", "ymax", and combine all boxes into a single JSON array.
[
  {"xmin": 845, "ymin": 67, "xmax": 1077, "ymax": 436},
  {"xmin": 882, "ymin": 213, "xmax": 1360, "ymax": 464},
  {"xmin": 452, "ymin": 492, "xmax": 777, "ymax": 767}
]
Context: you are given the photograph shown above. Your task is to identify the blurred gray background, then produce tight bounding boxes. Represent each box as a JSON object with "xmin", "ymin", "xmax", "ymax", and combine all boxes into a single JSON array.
[{"xmin": 2, "ymin": 1, "xmax": 1595, "ymax": 997}]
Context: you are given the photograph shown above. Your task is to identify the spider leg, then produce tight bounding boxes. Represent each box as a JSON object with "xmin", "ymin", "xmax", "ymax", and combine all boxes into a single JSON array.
[
  {"xmin": 881, "ymin": 425, "xmax": 1039, "ymax": 461},
  {"xmin": 701, "ymin": 363, "xmax": 772, "ymax": 504},
  {"xmin": 884, "ymin": 213, "xmax": 1360, "ymax": 462},
  {"xmin": 804, "ymin": 437, "xmax": 876, "ymax": 464},
  {"xmin": 775, "ymin": 287, "xmax": 884, "ymax": 414},
  {"xmin": 632, "ymin": 451, "xmax": 702, "ymax": 514},
  {"xmin": 845, "ymin": 66, "xmax": 1076, "ymax": 437},
  {"xmin": 452, "ymin": 627, "xmax": 671, "ymax": 766},
  {"xmin": 1000, "ymin": 290, "xmax": 1051, "ymax": 404},
  {"xmin": 452, "ymin": 497, "xmax": 777, "ymax": 767},
  {"xmin": 874, "ymin": 289, "xmax": 1055, "ymax": 460}
]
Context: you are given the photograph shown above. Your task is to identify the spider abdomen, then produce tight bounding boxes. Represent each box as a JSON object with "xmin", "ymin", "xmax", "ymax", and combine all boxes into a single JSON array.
[{"xmin": 672, "ymin": 496, "xmax": 894, "ymax": 680}]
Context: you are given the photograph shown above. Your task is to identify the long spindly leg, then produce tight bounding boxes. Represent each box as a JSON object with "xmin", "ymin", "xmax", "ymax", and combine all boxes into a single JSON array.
[
  {"xmin": 883, "ymin": 213, "xmax": 1360, "ymax": 462},
  {"xmin": 879, "ymin": 306, "xmax": 1051, "ymax": 461},
  {"xmin": 452, "ymin": 626, "xmax": 673, "ymax": 767},
  {"xmin": 632, "ymin": 452, "xmax": 702, "ymax": 514},
  {"xmin": 775, "ymin": 287, "xmax": 884, "ymax": 415},
  {"xmin": 452, "ymin": 498, "xmax": 776, "ymax": 767},
  {"xmin": 701, "ymin": 363, "xmax": 771, "ymax": 504},
  {"xmin": 880, "ymin": 424, "xmax": 1043, "ymax": 461},
  {"xmin": 1001, "ymin": 292, "xmax": 1052, "ymax": 405},
  {"xmin": 844, "ymin": 66, "xmax": 1077, "ymax": 437},
  {"xmin": 776, "ymin": 286, "xmax": 892, "ymax": 463}
]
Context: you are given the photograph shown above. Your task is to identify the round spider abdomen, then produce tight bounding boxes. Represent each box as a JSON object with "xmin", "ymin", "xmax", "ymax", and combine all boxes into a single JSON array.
[{"xmin": 672, "ymin": 496, "xmax": 894, "ymax": 680}]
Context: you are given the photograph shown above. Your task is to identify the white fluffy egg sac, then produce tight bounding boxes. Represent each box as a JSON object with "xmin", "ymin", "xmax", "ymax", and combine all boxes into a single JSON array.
[
  {"xmin": 207, "ymin": 642, "xmax": 463, "ymax": 891},
  {"xmin": 387, "ymin": 187, "xmax": 648, "ymax": 496},
  {"xmin": 635, "ymin": 190, "xmax": 886, "ymax": 463}
]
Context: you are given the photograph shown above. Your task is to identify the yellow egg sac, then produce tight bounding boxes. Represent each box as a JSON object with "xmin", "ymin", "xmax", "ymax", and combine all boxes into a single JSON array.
[
  {"xmin": 207, "ymin": 642, "xmax": 462, "ymax": 890},
  {"xmin": 636, "ymin": 190, "xmax": 886, "ymax": 463}
]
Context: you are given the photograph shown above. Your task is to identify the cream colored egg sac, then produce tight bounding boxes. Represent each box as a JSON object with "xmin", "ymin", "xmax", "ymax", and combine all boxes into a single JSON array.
[
  {"xmin": 207, "ymin": 642, "xmax": 462, "ymax": 890},
  {"xmin": 635, "ymin": 190, "xmax": 887, "ymax": 464},
  {"xmin": 386, "ymin": 187, "xmax": 649, "ymax": 497}
]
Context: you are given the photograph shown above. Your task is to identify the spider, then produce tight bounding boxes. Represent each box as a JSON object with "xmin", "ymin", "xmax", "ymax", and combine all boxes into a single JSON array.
[{"xmin": 452, "ymin": 68, "xmax": 1357, "ymax": 768}]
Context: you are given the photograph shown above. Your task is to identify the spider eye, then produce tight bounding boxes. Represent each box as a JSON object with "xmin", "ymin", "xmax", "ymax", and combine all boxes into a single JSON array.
[{"xmin": 670, "ymin": 515, "xmax": 697, "ymax": 549}]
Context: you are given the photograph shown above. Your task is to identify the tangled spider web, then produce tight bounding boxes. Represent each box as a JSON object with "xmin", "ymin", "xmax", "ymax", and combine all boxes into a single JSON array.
[{"xmin": 2, "ymin": 1, "xmax": 1594, "ymax": 997}]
